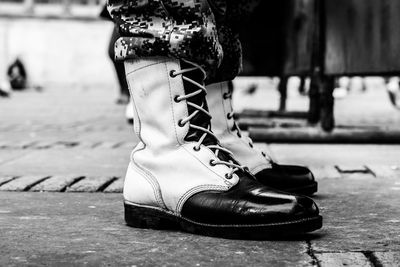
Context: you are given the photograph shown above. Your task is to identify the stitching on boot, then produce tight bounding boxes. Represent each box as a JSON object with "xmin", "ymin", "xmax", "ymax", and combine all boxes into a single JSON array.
[
  {"xmin": 125, "ymin": 58, "xmax": 166, "ymax": 75},
  {"xmin": 130, "ymin": 158, "xmax": 168, "ymax": 210},
  {"xmin": 129, "ymin": 84, "xmax": 142, "ymax": 143},
  {"xmin": 176, "ymin": 184, "xmax": 228, "ymax": 214}
]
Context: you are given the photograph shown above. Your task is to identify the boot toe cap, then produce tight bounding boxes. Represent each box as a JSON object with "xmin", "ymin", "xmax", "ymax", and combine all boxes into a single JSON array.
[{"xmin": 180, "ymin": 176, "xmax": 320, "ymax": 226}]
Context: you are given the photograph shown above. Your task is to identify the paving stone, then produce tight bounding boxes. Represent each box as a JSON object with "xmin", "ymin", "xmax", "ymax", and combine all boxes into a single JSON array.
[
  {"xmin": 77, "ymin": 141, "xmax": 98, "ymax": 148},
  {"xmin": 0, "ymin": 150, "xmax": 31, "ymax": 165},
  {"xmin": 0, "ymin": 175, "xmax": 50, "ymax": 191},
  {"xmin": 368, "ymin": 165, "xmax": 400, "ymax": 179},
  {"xmin": 334, "ymin": 165, "xmax": 376, "ymax": 179},
  {"xmin": 54, "ymin": 141, "xmax": 81, "ymax": 149},
  {"xmin": 95, "ymin": 142, "xmax": 121, "ymax": 149},
  {"xmin": 269, "ymin": 145, "xmax": 400, "ymax": 166},
  {"xmin": 66, "ymin": 176, "xmax": 115, "ymax": 192},
  {"xmin": 0, "ymin": 149, "xmax": 130, "ymax": 177},
  {"xmin": 108, "ymin": 142, "xmax": 126, "ymax": 149},
  {"xmin": 0, "ymin": 141, "xmax": 38, "ymax": 149},
  {"xmin": 0, "ymin": 141, "xmax": 8, "ymax": 148},
  {"xmin": 311, "ymin": 177, "xmax": 400, "ymax": 252},
  {"xmin": 315, "ymin": 252, "xmax": 372, "ymax": 266},
  {"xmin": 0, "ymin": 176, "xmax": 18, "ymax": 186},
  {"xmin": 30, "ymin": 175, "xmax": 84, "ymax": 192},
  {"xmin": 311, "ymin": 166, "xmax": 341, "ymax": 179},
  {"xmin": 103, "ymin": 177, "xmax": 124, "ymax": 193},
  {"xmin": 32, "ymin": 141, "xmax": 56, "ymax": 149},
  {"xmin": 373, "ymin": 252, "xmax": 400, "ymax": 266},
  {"xmin": 335, "ymin": 165, "xmax": 370, "ymax": 173},
  {"xmin": 120, "ymin": 142, "xmax": 135, "ymax": 149},
  {"xmin": 0, "ymin": 192, "xmax": 313, "ymax": 266}
]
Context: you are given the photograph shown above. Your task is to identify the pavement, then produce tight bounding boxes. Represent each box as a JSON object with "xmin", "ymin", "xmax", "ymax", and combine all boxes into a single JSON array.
[{"xmin": 1, "ymin": 82, "xmax": 400, "ymax": 266}]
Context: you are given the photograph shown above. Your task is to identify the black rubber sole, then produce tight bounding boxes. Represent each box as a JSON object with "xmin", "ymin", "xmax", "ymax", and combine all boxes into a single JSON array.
[
  {"xmin": 286, "ymin": 181, "xmax": 318, "ymax": 196},
  {"xmin": 124, "ymin": 202, "xmax": 323, "ymax": 240}
]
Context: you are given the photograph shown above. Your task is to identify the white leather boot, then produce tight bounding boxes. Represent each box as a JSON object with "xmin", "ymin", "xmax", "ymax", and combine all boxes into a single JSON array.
[
  {"xmin": 123, "ymin": 57, "xmax": 321, "ymax": 239},
  {"xmin": 207, "ymin": 81, "xmax": 318, "ymax": 195}
]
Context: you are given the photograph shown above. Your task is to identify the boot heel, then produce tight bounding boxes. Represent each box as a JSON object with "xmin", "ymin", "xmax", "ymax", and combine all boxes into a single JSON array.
[{"xmin": 124, "ymin": 202, "xmax": 179, "ymax": 230}]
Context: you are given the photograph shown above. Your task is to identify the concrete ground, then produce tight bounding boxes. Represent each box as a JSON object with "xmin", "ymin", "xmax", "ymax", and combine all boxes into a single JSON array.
[{"xmin": 1, "ymin": 82, "xmax": 400, "ymax": 266}]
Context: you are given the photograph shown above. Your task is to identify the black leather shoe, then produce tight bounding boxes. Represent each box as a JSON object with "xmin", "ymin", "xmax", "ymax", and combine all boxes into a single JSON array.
[
  {"xmin": 125, "ymin": 174, "xmax": 322, "ymax": 240},
  {"xmin": 254, "ymin": 162, "xmax": 318, "ymax": 196}
]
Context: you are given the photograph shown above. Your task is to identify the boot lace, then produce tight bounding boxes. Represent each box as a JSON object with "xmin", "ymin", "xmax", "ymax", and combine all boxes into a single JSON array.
[
  {"xmin": 170, "ymin": 60, "xmax": 247, "ymax": 179},
  {"xmin": 223, "ymin": 87, "xmax": 275, "ymax": 164}
]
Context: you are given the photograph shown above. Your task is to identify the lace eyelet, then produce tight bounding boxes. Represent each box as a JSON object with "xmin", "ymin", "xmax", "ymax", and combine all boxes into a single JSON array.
[
  {"xmin": 261, "ymin": 152, "xmax": 266, "ymax": 157},
  {"xmin": 174, "ymin": 95, "xmax": 181, "ymax": 103},
  {"xmin": 170, "ymin": 70, "xmax": 177, "ymax": 78},
  {"xmin": 237, "ymin": 132, "xmax": 242, "ymax": 138},
  {"xmin": 209, "ymin": 160, "xmax": 216, "ymax": 166},
  {"xmin": 223, "ymin": 93, "xmax": 229, "ymax": 99},
  {"xmin": 249, "ymin": 143, "xmax": 254, "ymax": 148},
  {"xmin": 226, "ymin": 113, "xmax": 233, "ymax": 120},
  {"xmin": 225, "ymin": 173, "xmax": 233, "ymax": 180},
  {"xmin": 178, "ymin": 119, "xmax": 185, "ymax": 127},
  {"xmin": 193, "ymin": 146, "xmax": 200, "ymax": 151}
]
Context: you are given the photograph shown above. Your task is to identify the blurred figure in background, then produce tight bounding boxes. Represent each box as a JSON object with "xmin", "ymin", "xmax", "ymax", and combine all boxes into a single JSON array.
[
  {"xmin": 100, "ymin": 5, "xmax": 130, "ymax": 105},
  {"xmin": 386, "ymin": 77, "xmax": 400, "ymax": 109},
  {"xmin": 7, "ymin": 58, "xmax": 27, "ymax": 91}
]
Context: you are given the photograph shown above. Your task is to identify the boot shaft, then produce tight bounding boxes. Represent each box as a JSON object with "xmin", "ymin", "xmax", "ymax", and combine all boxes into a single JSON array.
[
  {"xmin": 123, "ymin": 57, "xmax": 242, "ymax": 213},
  {"xmin": 206, "ymin": 81, "xmax": 236, "ymax": 137},
  {"xmin": 206, "ymin": 81, "xmax": 272, "ymax": 173},
  {"xmin": 125, "ymin": 57, "xmax": 191, "ymax": 151}
]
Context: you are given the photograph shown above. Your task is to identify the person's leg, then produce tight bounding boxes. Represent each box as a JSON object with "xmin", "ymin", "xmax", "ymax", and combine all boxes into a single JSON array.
[
  {"xmin": 107, "ymin": 0, "xmax": 321, "ymax": 238},
  {"xmin": 206, "ymin": 0, "xmax": 318, "ymax": 195},
  {"xmin": 108, "ymin": 25, "xmax": 130, "ymax": 104}
]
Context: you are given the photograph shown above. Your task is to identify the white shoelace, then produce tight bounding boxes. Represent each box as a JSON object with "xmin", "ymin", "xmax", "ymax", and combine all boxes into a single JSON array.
[
  {"xmin": 223, "ymin": 89, "xmax": 275, "ymax": 164},
  {"xmin": 171, "ymin": 60, "xmax": 247, "ymax": 179}
]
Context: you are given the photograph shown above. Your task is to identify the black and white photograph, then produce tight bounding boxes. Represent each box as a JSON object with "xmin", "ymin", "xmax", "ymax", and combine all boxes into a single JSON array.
[{"xmin": 0, "ymin": 0, "xmax": 399, "ymax": 266}]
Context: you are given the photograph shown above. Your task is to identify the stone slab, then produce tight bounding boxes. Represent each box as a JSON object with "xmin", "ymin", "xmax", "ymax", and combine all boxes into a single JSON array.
[
  {"xmin": 311, "ymin": 166, "xmax": 341, "ymax": 180},
  {"xmin": 315, "ymin": 252, "xmax": 372, "ymax": 267},
  {"xmin": 269, "ymin": 145, "xmax": 400, "ymax": 166},
  {"xmin": 311, "ymin": 177, "xmax": 400, "ymax": 252},
  {"xmin": 30, "ymin": 175, "xmax": 84, "ymax": 192},
  {"xmin": 0, "ymin": 192, "xmax": 312, "ymax": 266},
  {"xmin": 335, "ymin": 165, "xmax": 370, "ymax": 173},
  {"xmin": 368, "ymin": 165, "xmax": 400, "ymax": 179},
  {"xmin": 0, "ymin": 150, "xmax": 31, "ymax": 166},
  {"xmin": 103, "ymin": 177, "xmax": 124, "ymax": 193},
  {"xmin": 0, "ymin": 141, "xmax": 38, "ymax": 149},
  {"xmin": 0, "ymin": 149, "xmax": 130, "ymax": 177},
  {"xmin": 373, "ymin": 252, "xmax": 400, "ymax": 267},
  {"xmin": 0, "ymin": 175, "xmax": 50, "ymax": 191},
  {"xmin": 66, "ymin": 176, "xmax": 115, "ymax": 192},
  {"xmin": 0, "ymin": 176, "xmax": 17, "ymax": 187}
]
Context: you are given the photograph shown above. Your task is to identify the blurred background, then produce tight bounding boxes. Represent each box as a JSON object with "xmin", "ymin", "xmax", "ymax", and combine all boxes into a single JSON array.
[
  {"xmin": 0, "ymin": 0, "xmax": 114, "ymax": 88},
  {"xmin": 1, "ymin": 0, "xmax": 400, "ymax": 142}
]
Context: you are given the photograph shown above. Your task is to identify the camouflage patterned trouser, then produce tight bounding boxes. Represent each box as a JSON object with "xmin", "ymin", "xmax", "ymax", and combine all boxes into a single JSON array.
[{"xmin": 107, "ymin": 0, "xmax": 260, "ymax": 84}]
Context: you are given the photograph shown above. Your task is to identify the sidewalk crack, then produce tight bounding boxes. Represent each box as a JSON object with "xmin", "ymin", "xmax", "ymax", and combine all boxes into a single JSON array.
[
  {"xmin": 363, "ymin": 251, "xmax": 383, "ymax": 267},
  {"xmin": 306, "ymin": 240, "xmax": 321, "ymax": 267}
]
